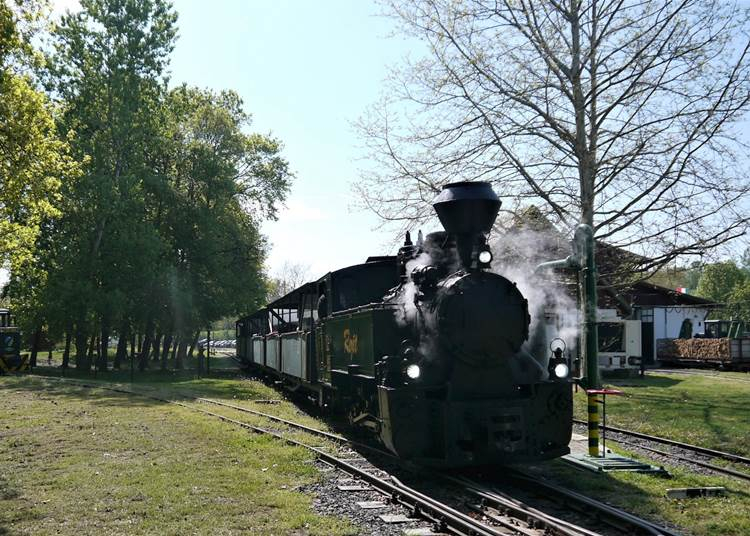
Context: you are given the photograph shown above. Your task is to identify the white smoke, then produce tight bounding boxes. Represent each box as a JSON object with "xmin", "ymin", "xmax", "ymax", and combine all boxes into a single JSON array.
[
  {"xmin": 393, "ymin": 251, "xmax": 432, "ymax": 327},
  {"xmin": 489, "ymin": 228, "xmax": 580, "ymax": 371}
]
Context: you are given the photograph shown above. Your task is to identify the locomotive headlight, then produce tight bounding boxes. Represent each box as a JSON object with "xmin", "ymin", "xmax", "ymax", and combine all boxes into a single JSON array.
[
  {"xmin": 406, "ymin": 364, "xmax": 421, "ymax": 379},
  {"xmin": 478, "ymin": 249, "xmax": 493, "ymax": 264},
  {"xmin": 553, "ymin": 363, "xmax": 570, "ymax": 379}
]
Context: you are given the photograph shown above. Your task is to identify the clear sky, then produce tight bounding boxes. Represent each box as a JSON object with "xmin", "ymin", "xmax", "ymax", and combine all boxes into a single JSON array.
[{"xmin": 54, "ymin": 0, "xmax": 413, "ymax": 281}]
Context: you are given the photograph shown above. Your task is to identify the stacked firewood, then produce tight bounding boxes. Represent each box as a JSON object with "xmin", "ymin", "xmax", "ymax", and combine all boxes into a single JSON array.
[{"xmin": 657, "ymin": 338, "xmax": 730, "ymax": 360}]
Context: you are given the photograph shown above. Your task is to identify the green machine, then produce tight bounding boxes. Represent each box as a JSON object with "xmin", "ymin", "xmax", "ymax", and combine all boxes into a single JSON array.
[{"xmin": 0, "ymin": 309, "xmax": 27, "ymax": 373}]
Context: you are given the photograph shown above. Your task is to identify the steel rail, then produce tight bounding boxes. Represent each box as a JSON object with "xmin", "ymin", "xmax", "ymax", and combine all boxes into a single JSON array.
[
  {"xmin": 505, "ymin": 470, "xmax": 683, "ymax": 536},
  {"xmin": 614, "ymin": 438, "xmax": 750, "ymax": 483},
  {"xmin": 572, "ymin": 419, "xmax": 750, "ymax": 465},
  {"xmin": 195, "ymin": 397, "xmax": 394, "ymax": 459},
  {"xmin": 32, "ymin": 377, "xmax": 505, "ymax": 536},
  {"xmin": 446, "ymin": 476, "xmax": 602, "ymax": 536}
]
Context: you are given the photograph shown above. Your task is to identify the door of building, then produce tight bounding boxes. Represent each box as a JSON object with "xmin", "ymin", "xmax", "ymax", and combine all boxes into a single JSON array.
[{"xmin": 639, "ymin": 308, "xmax": 655, "ymax": 365}]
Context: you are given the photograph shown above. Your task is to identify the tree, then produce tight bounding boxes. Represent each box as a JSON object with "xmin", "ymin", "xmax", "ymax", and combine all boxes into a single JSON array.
[
  {"xmin": 1, "ymin": 1, "xmax": 76, "ymax": 280},
  {"xmin": 1, "ymin": 1, "xmax": 79, "ymax": 358},
  {"xmin": 159, "ymin": 85, "xmax": 291, "ymax": 355},
  {"xmin": 726, "ymin": 279, "xmax": 750, "ymax": 323},
  {"xmin": 695, "ymin": 261, "xmax": 746, "ymax": 303},
  {"xmin": 46, "ymin": 0, "xmax": 177, "ymax": 370},
  {"xmin": 357, "ymin": 0, "xmax": 750, "ymax": 278},
  {"xmin": 267, "ymin": 261, "xmax": 312, "ymax": 301}
]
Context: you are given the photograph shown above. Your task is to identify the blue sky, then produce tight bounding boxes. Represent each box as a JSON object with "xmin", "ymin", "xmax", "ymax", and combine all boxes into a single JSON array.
[{"xmin": 52, "ymin": 0, "xmax": 415, "ymax": 280}]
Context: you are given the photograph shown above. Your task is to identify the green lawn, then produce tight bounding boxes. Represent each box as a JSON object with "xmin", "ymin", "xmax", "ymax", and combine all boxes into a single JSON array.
[
  {"xmin": 528, "ymin": 453, "xmax": 750, "ymax": 536},
  {"xmin": 0, "ymin": 375, "xmax": 354, "ymax": 536},
  {"xmin": 559, "ymin": 371, "xmax": 750, "ymax": 536},
  {"xmin": 4, "ymin": 369, "xmax": 749, "ymax": 536},
  {"xmin": 573, "ymin": 372, "xmax": 750, "ymax": 456}
]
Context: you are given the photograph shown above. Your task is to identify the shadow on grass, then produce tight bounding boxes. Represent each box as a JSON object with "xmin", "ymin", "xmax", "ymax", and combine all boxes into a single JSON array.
[{"xmin": 611, "ymin": 375, "xmax": 684, "ymax": 388}]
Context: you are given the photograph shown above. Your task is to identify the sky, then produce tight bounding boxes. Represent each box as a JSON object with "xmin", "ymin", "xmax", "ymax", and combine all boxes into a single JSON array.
[{"xmin": 52, "ymin": 0, "xmax": 414, "ymax": 281}]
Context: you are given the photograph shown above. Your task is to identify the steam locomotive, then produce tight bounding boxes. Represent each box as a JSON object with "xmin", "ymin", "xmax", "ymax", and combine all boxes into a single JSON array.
[{"xmin": 236, "ymin": 182, "xmax": 573, "ymax": 467}]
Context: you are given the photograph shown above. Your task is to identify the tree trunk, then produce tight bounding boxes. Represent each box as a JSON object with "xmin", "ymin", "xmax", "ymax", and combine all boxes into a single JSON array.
[
  {"xmin": 62, "ymin": 330, "xmax": 72, "ymax": 369},
  {"xmin": 170, "ymin": 337, "xmax": 178, "ymax": 366},
  {"xmin": 114, "ymin": 324, "xmax": 129, "ymax": 370},
  {"xmin": 187, "ymin": 330, "xmax": 200, "ymax": 359},
  {"xmin": 139, "ymin": 320, "xmax": 154, "ymax": 372},
  {"xmin": 93, "ymin": 335, "xmax": 99, "ymax": 363},
  {"xmin": 176, "ymin": 339, "xmax": 187, "ymax": 370},
  {"xmin": 151, "ymin": 332, "xmax": 162, "ymax": 362},
  {"xmin": 87, "ymin": 334, "xmax": 97, "ymax": 371},
  {"xmin": 75, "ymin": 325, "xmax": 90, "ymax": 370},
  {"xmin": 160, "ymin": 334, "xmax": 172, "ymax": 371},
  {"xmin": 29, "ymin": 327, "xmax": 41, "ymax": 368},
  {"xmin": 99, "ymin": 323, "xmax": 109, "ymax": 371},
  {"xmin": 130, "ymin": 333, "xmax": 136, "ymax": 360}
]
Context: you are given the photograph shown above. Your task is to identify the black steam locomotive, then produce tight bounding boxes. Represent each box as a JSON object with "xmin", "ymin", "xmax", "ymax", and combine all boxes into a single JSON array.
[{"xmin": 236, "ymin": 182, "xmax": 573, "ymax": 467}]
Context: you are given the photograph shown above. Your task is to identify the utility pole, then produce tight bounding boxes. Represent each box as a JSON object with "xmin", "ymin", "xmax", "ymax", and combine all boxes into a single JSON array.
[
  {"xmin": 535, "ymin": 224, "xmax": 601, "ymax": 456},
  {"xmin": 578, "ymin": 225, "xmax": 602, "ymax": 457}
]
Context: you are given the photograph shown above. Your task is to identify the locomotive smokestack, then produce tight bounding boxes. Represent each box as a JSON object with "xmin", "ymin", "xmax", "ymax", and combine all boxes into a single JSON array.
[{"xmin": 433, "ymin": 181, "xmax": 501, "ymax": 270}]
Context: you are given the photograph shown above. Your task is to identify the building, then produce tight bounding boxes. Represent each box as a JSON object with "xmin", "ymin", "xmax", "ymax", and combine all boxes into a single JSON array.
[{"xmin": 600, "ymin": 281, "xmax": 716, "ymax": 365}]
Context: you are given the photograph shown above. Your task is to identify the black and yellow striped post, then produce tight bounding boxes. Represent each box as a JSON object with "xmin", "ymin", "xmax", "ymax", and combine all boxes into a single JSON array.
[
  {"xmin": 587, "ymin": 392, "xmax": 600, "ymax": 456},
  {"xmin": 577, "ymin": 224, "xmax": 602, "ymax": 458}
]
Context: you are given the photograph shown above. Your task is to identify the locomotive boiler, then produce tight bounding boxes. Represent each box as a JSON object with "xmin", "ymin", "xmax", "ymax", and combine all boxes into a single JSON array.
[{"xmin": 236, "ymin": 181, "xmax": 573, "ymax": 467}]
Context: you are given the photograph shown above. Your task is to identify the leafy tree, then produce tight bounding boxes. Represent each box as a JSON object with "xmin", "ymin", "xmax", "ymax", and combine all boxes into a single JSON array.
[
  {"xmin": 159, "ymin": 85, "xmax": 291, "ymax": 363},
  {"xmin": 695, "ymin": 261, "xmax": 746, "ymax": 304},
  {"xmin": 46, "ymin": 0, "xmax": 177, "ymax": 369},
  {"xmin": 1, "ymin": 1, "xmax": 79, "ymax": 362},
  {"xmin": 358, "ymin": 0, "xmax": 750, "ymax": 278},
  {"xmin": 0, "ymin": 1, "xmax": 76, "ymax": 279},
  {"xmin": 726, "ymin": 280, "xmax": 750, "ymax": 323}
]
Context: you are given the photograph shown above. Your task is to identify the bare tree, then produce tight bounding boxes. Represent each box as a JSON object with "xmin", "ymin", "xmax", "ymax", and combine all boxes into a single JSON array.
[
  {"xmin": 357, "ymin": 0, "xmax": 750, "ymax": 278},
  {"xmin": 267, "ymin": 261, "xmax": 312, "ymax": 301}
]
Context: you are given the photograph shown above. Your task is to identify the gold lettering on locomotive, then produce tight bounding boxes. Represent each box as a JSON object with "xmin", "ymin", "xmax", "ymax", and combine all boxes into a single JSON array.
[{"xmin": 343, "ymin": 328, "xmax": 358, "ymax": 355}]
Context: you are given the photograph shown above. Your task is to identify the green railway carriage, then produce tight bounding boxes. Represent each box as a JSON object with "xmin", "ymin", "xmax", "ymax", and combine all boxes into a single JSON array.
[{"xmin": 236, "ymin": 182, "xmax": 574, "ymax": 467}]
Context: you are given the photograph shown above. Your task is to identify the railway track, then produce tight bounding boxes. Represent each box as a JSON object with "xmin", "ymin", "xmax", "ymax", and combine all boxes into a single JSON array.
[
  {"xmin": 573, "ymin": 419, "xmax": 750, "ymax": 482},
  {"xmin": 28, "ymin": 375, "xmax": 685, "ymax": 535}
]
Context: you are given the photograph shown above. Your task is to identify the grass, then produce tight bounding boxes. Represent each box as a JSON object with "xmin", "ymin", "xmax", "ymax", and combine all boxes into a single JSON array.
[
  {"xmin": 4, "ymin": 368, "xmax": 749, "ymax": 536},
  {"xmin": 0, "ymin": 375, "xmax": 354, "ymax": 536},
  {"xmin": 572, "ymin": 372, "xmax": 750, "ymax": 456},
  {"xmin": 560, "ymin": 371, "xmax": 750, "ymax": 535},
  {"xmin": 526, "ymin": 452, "xmax": 750, "ymax": 536}
]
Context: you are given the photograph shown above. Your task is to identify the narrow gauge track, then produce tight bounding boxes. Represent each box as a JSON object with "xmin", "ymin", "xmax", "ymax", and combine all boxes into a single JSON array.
[
  {"xmin": 31, "ymin": 375, "xmax": 683, "ymax": 536},
  {"xmin": 572, "ymin": 418, "xmax": 750, "ymax": 471}
]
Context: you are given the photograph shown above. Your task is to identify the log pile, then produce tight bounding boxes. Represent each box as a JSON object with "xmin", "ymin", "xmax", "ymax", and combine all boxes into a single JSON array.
[{"xmin": 657, "ymin": 338, "xmax": 731, "ymax": 361}]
